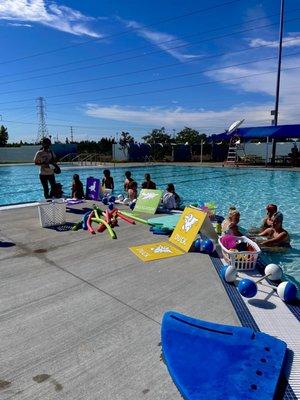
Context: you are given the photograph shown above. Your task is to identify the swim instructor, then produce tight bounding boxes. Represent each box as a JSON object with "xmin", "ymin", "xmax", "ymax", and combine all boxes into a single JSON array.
[{"xmin": 34, "ymin": 137, "xmax": 56, "ymax": 199}]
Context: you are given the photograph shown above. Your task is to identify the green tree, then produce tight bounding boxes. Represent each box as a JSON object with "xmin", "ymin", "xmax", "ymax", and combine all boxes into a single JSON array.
[
  {"xmin": 175, "ymin": 127, "xmax": 206, "ymax": 145},
  {"xmin": 142, "ymin": 127, "xmax": 171, "ymax": 144},
  {"xmin": 119, "ymin": 131, "xmax": 134, "ymax": 147},
  {"xmin": 0, "ymin": 125, "xmax": 9, "ymax": 147}
]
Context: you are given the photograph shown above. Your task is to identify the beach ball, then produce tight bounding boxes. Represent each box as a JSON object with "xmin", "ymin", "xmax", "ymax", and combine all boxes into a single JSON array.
[
  {"xmin": 277, "ymin": 282, "xmax": 297, "ymax": 302},
  {"xmin": 238, "ymin": 279, "xmax": 257, "ymax": 298},
  {"xmin": 221, "ymin": 265, "xmax": 237, "ymax": 283},
  {"xmin": 265, "ymin": 263, "xmax": 283, "ymax": 281}
]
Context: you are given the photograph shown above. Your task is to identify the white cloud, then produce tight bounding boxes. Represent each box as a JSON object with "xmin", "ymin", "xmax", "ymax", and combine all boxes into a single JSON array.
[
  {"xmin": 120, "ymin": 18, "xmax": 200, "ymax": 62},
  {"xmin": 250, "ymin": 35, "xmax": 300, "ymax": 48},
  {"xmin": 8, "ymin": 22, "xmax": 32, "ymax": 27},
  {"xmin": 0, "ymin": 0, "xmax": 102, "ymax": 38},
  {"xmin": 84, "ymin": 103, "xmax": 282, "ymax": 132}
]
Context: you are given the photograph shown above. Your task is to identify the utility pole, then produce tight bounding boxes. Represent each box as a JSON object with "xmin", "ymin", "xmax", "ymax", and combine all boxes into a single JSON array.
[{"xmin": 271, "ymin": 0, "xmax": 285, "ymax": 165}]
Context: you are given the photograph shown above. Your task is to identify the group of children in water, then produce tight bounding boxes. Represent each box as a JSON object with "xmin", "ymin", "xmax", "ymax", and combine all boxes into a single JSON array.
[
  {"xmin": 222, "ymin": 204, "xmax": 290, "ymax": 248},
  {"xmin": 71, "ymin": 169, "xmax": 181, "ymax": 210},
  {"xmin": 71, "ymin": 170, "xmax": 290, "ymax": 248}
]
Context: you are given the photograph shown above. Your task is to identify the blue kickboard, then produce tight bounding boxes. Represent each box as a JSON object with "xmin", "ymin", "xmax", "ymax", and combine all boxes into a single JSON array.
[{"xmin": 161, "ymin": 311, "xmax": 287, "ymax": 400}]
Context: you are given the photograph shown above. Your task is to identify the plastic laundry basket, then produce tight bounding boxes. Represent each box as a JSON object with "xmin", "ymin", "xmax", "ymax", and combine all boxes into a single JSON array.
[
  {"xmin": 38, "ymin": 201, "xmax": 66, "ymax": 228},
  {"xmin": 218, "ymin": 235, "xmax": 261, "ymax": 271}
]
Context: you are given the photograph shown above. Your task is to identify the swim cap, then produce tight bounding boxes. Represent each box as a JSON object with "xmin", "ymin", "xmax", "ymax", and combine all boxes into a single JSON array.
[{"xmin": 266, "ymin": 204, "xmax": 277, "ymax": 213}]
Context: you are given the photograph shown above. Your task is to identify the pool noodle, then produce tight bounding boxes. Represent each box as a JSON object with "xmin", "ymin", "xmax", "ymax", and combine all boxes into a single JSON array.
[
  {"xmin": 93, "ymin": 217, "xmax": 117, "ymax": 239},
  {"xmin": 117, "ymin": 212, "xmax": 136, "ymax": 224},
  {"xmin": 118, "ymin": 210, "xmax": 152, "ymax": 225},
  {"xmin": 87, "ymin": 211, "xmax": 96, "ymax": 234},
  {"xmin": 82, "ymin": 211, "xmax": 91, "ymax": 230}
]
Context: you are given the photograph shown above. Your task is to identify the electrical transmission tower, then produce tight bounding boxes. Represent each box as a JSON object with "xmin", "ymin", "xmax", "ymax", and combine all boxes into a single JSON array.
[
  {"xmin": 70, "ymin": 126, "xmax": 74, "ymax": 142},
  {"xmin": 36, "ymin": 97, "xmax": 49, "ymax": 143}
]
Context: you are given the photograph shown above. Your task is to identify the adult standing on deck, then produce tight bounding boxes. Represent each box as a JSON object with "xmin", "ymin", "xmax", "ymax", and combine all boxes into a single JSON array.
[{"xmin": 34, "ymin": 137, "xmax": 56, "ymax": 199}]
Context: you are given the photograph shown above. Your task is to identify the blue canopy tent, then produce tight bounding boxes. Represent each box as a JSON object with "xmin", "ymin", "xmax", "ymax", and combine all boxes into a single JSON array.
[
  {"xmin": 208, "ymin": 124, "xmax": 300, "ymax": 165},
  {"xmin": 209, "ymin": 124, "xmax": 300, "ymax": 142}
]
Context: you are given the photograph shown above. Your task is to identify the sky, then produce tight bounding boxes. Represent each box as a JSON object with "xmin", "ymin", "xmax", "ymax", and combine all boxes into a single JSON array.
[{"xmin": 0, "ymin": 0, "xmax": 300, "ymax": 143}]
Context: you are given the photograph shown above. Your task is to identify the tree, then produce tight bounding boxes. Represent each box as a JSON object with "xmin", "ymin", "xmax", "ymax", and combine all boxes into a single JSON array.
[
  {"xmin": 0, "ymin": 125, "xmax": 9, "ymax": 147},
  {"xmin": 142, "ymin": 127, "xmax": 171, "ymax": 144},
  {"xmin": 118, "ymin": 131, "xmax": 134, "ymax": 159},
  {"xmin": 175, "ymin": 127, "xmax": 206, "ymax": 145},
  {"xmin": 119, "ymin": 131, "xmax": 134, "ymax": 147}
]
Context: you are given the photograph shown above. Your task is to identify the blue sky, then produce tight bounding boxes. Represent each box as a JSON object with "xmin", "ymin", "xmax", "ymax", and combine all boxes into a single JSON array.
[{"xmin": 0, "ymin": 0, "xmax": 300, "ymax": 142}]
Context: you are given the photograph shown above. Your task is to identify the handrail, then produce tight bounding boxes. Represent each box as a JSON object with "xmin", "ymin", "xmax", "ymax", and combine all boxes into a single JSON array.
[{"xmin": 59, "ymin": 152, "xmax": 77, "ymax": 162}]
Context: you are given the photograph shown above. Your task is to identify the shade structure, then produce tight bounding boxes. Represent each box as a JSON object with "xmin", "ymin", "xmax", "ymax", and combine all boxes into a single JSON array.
[{"xmin": 209, "ymin": 124, "xmax": 300, "ymax": 142}]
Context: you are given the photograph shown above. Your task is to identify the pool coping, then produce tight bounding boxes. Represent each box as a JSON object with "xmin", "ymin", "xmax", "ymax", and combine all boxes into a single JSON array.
[{"xmin": 211, "ymin": 254, "xmax": 300, "ymax": 400}]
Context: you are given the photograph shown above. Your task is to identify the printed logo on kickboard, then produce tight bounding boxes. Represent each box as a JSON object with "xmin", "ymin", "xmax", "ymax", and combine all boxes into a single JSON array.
[
  {"xmin": 130, "ymin": 207, "xmax": 210, "ymax": 262},
  {"xmin": 130, "ymin": 242, "xmax": 184, "ymax": 262},
  {"xmin": 86, "ymin": 177, "xmax": 100, "ymax": 201},
  {"xmin": 169, "ymin": 207, "xmax": 207, "ymax": 252},
  {"xmin": 134, "ymin": 189, "xmax": 163, "ymax": 214}
]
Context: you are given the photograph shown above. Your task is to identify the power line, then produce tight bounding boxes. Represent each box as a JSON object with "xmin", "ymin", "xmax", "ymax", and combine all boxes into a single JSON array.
[
  {"xmin": 45, "ymin": 64, "xmax": 300, "ymax": 106},
  {"xmin": 1, "ymin": 17, "xmax": 291, "ymax": 87},
  {"xmin": 1, "ymin": 36, "xmax": 299, "ymax": 96},
  {"xmin": 0, "ymin": 0, "xmax": 242, "ymax": 66},
  {"xmin": 1, "ymin": 50, "xmax": 300, "ymax": 105},
  {"xmin": 0, "ymin": 118, "xmax": 227, "ymax": 130},
  {"xmin": 0, "ymin": 8, "xmax": 286, "ymax": 81}
]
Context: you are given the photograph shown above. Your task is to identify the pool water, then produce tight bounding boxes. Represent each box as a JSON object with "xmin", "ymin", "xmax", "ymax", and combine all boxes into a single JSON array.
[{"xmin": 1, "ymin": 164, "xmax": 300, "ymax": 291}]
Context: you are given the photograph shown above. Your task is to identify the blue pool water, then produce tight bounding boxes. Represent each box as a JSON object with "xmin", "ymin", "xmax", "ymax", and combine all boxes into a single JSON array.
[{"xmin": 1, "ymin": 164, "xmax": 299, "ymax": 289}]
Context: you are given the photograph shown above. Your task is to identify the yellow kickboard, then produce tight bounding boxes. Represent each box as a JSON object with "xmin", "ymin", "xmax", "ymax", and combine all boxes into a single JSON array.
[
  {"xmin": 169, "ymin": 207, "xmax": 207, "ymax": 252},
  {"xmin": 130, "ymin": 241, "xmax": 185, "ymax": 262}
]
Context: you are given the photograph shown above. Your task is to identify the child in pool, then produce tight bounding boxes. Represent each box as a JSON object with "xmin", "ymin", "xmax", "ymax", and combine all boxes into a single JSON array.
[
  {"xmin": 141, "ymin": 173, "xmax": 156, "ymax": 190},
  {"xmin": 71, "ymin": 174, "xmax": 84, "ymax": 199},
  {"xmin": 124, "ymin": 171, "xmax": 133, "ymax": 192},
  {"xmin": 102, "ymin": 169, "xmax": 114, "ymax": 190},
  {"xmin": 258, "ymin": 212, "xmax": 290, "ymax": 248},
  {"xmin": 162, "ymin": 183, "xmax": 180, "ymax": 210},
  {"xmin": 221, "ymin": 207, "xmax": 243, "ymax": 236},
  {"xmin": 261, "ymin": 204, "xmax": 277, "ymax": 230},
  {"xmin": 127, "ymin": 180, "xmax": 138, "ymax": 202}
]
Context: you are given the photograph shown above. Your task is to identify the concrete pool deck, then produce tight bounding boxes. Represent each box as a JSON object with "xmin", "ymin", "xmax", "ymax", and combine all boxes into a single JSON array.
[{"xmin": 0, "ymin": 202, "xmax": 239, "ymax": 400}]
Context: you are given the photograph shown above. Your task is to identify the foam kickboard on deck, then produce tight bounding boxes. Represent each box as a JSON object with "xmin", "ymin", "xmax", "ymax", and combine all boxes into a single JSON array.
[
  {"xmin": 130, "ymin": 241, "xmax": 185, "ymax": 262},
  {"xmin": 134, "ymin": 189, "xmax": 164, "ymax": 214},
  {"xmin": 169, "ymin": 207, "xmax": 212, "ymax": 252},
  {"xmin": 162, "ymin": 311, "xmax": 287, "ymax": 400}
]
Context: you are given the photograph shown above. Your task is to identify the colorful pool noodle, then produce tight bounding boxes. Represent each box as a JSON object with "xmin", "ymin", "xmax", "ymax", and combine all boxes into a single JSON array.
[
  {"xmin": 72, "ymin": 220, "xmax": 83, "ymax": 231},
  {"xmin": 92, "ymin": 216, "xmax": 117, "ymax": 239},
  {"xmin": 87, "ymin": 211, "xmax": 96, "ymax": 234},
  {"xmin": 82, "ymin": 211, "xmax": 92, "ymax": 230},
  {"xmin": 117, "ymin": 210, "xmax": 152, "ymax": 225},
  {"xmin": 116, "ymin": 211, "xmax": 135, "ymax": 225},
  {"xmin": 91, "ymin": 217, "xmax": 106, "ymax": 232}
]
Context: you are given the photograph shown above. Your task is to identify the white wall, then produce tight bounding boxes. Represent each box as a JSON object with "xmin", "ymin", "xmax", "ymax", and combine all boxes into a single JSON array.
[
  {"xmin": 112, "ymin": 144, "xmax": 129, "ymax": 161},
  {"xmin": 0, "ymin": 145, "xmax": 40, "ymax": 163},
  {"xmin": 237, "ymin": 141, "xmax": 299, "ymax": 161}
]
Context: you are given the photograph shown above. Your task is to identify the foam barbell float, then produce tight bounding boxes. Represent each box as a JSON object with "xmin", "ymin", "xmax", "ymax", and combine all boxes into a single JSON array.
[{"xmin": 221, "ymin": 263, "xmax": 297, "ymax": 303}]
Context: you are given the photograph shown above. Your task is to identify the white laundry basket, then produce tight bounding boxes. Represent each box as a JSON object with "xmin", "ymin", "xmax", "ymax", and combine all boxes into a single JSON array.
[
  {"xmin": 38, "ymin": 201, "xmax": 66, "ymax": 228},
  {"xmin": 218, "ymin": 235, "xmax": 261, "ymax": 271}
]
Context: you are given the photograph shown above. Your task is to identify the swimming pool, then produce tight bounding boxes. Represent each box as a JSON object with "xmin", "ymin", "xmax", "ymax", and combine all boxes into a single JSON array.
[{"xmin": 1, "ymin": 164, "xmax": 299, "ymax": 291}]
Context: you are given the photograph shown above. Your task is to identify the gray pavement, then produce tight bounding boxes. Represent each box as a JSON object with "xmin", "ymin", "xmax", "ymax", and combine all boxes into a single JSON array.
[{"xmin": 0, "ymin": 202, "xmax": 239, "ymax": 399}]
